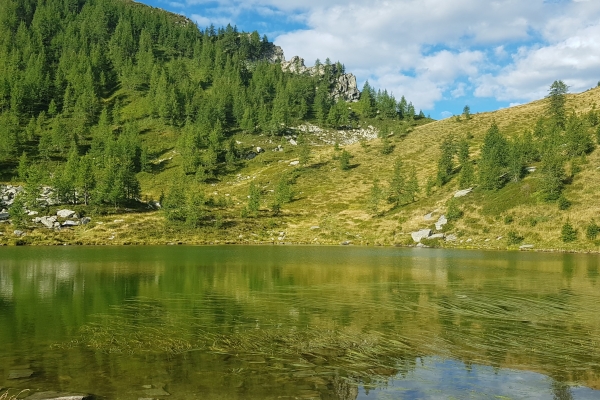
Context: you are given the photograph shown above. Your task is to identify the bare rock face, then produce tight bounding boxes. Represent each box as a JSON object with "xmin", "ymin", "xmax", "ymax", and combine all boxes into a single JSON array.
[
  {"xmin": 263, "ymin": 43, "xmax": 285, "ymax": 63},
  {"xmin": 281, "ymin": 55, "xmax": 361, "ymax": 102}
]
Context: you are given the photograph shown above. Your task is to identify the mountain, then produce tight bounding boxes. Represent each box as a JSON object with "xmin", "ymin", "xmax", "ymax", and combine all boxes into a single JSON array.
[{"xmin": 1, "ymin": 0, "xmax": 599, "ymax": 252}]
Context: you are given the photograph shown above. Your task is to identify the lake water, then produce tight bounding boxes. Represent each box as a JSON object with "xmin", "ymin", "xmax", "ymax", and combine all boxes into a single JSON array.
[{"xmin": 1, "ymin": 246, "xmax": 600, "ymax": 399}]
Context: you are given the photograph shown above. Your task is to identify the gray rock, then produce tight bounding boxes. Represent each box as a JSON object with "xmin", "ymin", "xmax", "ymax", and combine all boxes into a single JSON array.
[
  {"xmin": 333, "ymin": 73, "xmax": 361, "ymax": 103},
  {"xmin": 289, "ymin": 160, "xmax": 300, "ymax": 166},
  {"xmin": 40, "ymin": 216, "xmax": 57, "ymax": 229},
  {"xmin": 445, "ymin": 234, "xmax": 458, "ymax": 242},
  {"xmin": 61, "ymin": 220, "xmax": 79, "ymax": 227},
  {"xmin": 289, "ymin": 139, "xmax": 297, "ymax": 146},
  {"xmin": 245, "ymin": 152, "xmax": 257, "ymax": 160},
  {"xmin": 149, "ymin": 200, "xmax": 161, "ymax": 210},
  {"xmin": 0, "ymin": 212, "xmax": 8, "ymax": 220},
  {"xmin": 25, "ymin": 391, "xmax": 92, "ymax": 400},
  {"xmin": 526, "ymin": 166, "xmax": 536, "ymax": 173},
  {"xmin": 310, "ymin": 226, "xmax": 320, "ymax": 230},
  {"xmin": 8, "ymin": 368, "xmax": 33, "ymax": 379},
  {"xmin": 341, "ymin": 241, "xmax": 352, "ymax": 246},
  {"xmin": 520, "ymin": 244, "xmax": 534, "ymax": 250},
  {"xmin": 256, "ymin": 146, "xmax": 264, "ymax": 153},
  {"xmin": 435, "ymin": 215, "xmax": 448, "ymax": 231},
  {"xmin": 411, "ymin": 229, "xmax": 432, "ymax": 243},
  {"xmin": 13, "ymin": 230, "xmax": 24, "ymax": 237},
  {"xmin": 56, "ymin": 209, "xmax": 76, "ymax": 219},
  {"xmin": 81, "ymin": 217, "xmax": 91, "ymax": 225},
  {"xmin": 423, "ymin": 212, "xmax": 434, "ymax": 221},
  {"xmin": 466, "ymin": 238, "xmax": 473, "ymax": 243},
  {"xmin": 27, "ymin": 210, "xmax": 38, "ymax": 216},
  {"xmin": 142, "ymin": 388, "xmax": 170, "ymax": 397},
  {"xmin": 454, "ymin": 188, "xmax": 473, "ymax": 198}
]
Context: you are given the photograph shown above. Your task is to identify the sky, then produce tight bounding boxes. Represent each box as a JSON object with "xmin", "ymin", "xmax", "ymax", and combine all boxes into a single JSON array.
[{"xmin": 140, "ymin": 0, "xmax": 600, "ymax": 120}]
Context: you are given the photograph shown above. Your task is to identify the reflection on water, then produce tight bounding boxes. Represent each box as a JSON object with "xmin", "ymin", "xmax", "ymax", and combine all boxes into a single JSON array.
[{"xmin": 1, "ymin": 246, "xmax": 600, "ymax": 399}]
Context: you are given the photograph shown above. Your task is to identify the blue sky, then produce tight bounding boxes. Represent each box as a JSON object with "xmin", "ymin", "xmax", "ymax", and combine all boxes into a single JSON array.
[{"xmin": 141, "ymin": 0, "xmax": 600, "ymax": 120}]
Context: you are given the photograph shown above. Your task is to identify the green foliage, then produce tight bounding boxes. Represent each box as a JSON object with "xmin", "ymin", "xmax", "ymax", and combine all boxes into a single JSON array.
[
  {"xmin": 185, "ymin": 190, "xmax": 206, "ymax": 228},
  {"xmin": 436, "ymin": 135, "xmax": 455, "ymax": 186},
  {"xmin": 540, "ymin": 146, "xmax": 565, "ymax": 201},
  {"xmin": 272, "ymin": 175, "xmax": 294, "ymax": 213},
  {"xmin": 9, "ymin": 195, "xmax": 28, "ymax": 229},
  {"xmin": 380, "ymin": 136, "xmax": 393, "ymax": 155},
  {"xmin": 339, "ymin": 149, "xmax": 351, "ymax": 171},
  {"xmin": 463, "ymin": 105, "xmax": 471, "ymax": 120},
  {"xmin": 247, "ymin": 182, "xmax": 261, "ymax": 215},
  {"xmin": 585, "ymin": 221, "xmax": 600, "ymax": 241},
  {"xmin": 506, "ymin": 230, "xmax": 524, "ymax": 246},
  {"xmin": 163, "ymin": 173, "xmax": 187, "ymax": 222},
  {"xmin": 457, "ymin": 137, "xmax": 474, "ymax": 189},
  {"xmin": 561, "ymin": 221, "xmax": 577, "ymax": 243},
  {"xmin": 368, "ymin": 179, "xmax": 383, "ymax": 216},
  {"xmin": 479, "ymin": 123, "xmax": 509, "ymax": 190},
  {"xmin": 405, "ymin": 167, "xmax": 420, "ymax": 203},
  {"xmin": 557, "ymin": 195, "xmax": 571, "ymax": 210},
  {"xmin": 547, "ymin": 80, "xmax": 568, "ymax": 128},
  {"xmin": 446, "ymin": 199, "xmax": 463, "ymax": 221},
  {"xmin": 298, "ymin": 135, "xmax": 311, "ymax": 166},
  {"xmin": 388, "ymin": 158, "xmax": 405, "ymax": 205}
]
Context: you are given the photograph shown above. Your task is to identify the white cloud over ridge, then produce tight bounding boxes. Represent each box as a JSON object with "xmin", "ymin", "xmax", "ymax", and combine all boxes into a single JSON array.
[{"xmin": 178, "ymin": 0, "xmax": 600, "ymax": 113}]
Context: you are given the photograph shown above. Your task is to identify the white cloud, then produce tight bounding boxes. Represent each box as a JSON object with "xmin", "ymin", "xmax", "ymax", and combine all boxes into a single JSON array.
[{"xmin": 179, "ymin": 0, "xmax": 600, "ymax": 111}]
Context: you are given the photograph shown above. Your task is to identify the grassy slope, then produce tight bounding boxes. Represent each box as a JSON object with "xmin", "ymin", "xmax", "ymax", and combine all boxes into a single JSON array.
[{"xmin": 3, "ymin": 85, "xmax": 600, "ymax": 250}]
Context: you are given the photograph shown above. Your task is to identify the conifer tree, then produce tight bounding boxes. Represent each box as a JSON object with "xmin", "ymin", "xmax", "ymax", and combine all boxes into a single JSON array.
[
  {"xmin": 478, "ymin": 123, "xmax": 509, "ymax": 190},
  {"xmin": 436, "ymin": 136, "xmax": 455, "ymax": 186}
]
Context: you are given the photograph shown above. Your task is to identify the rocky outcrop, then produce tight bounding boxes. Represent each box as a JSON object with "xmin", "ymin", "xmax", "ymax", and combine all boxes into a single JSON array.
[
  {"xmin": 263, "ymin": 43, "xmax": 285, "ymax": 63},
  {"xmin": 281, "ymin": 55, "xmax": 360, "ymax": 102},
  {"xmin": 411, "ymin": 229, "xmax": 432, "ymax": 243}
]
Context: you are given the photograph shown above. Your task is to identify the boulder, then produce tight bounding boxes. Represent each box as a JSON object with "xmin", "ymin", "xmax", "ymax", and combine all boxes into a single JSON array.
[
  {"xmin": 57, "ymin": 209, "xmax": 76, "ymax": 219},
  {"xmin": 61, "ymin": 220, "xmax": 79, "ymax": 227},
  {"xmin": 289, "ymin": 139, "xmax": 297, "ymax": 146},
  {"xmin": 435, "ymin": 215, "xmax": 448, "ymax": 231},
  {"xmin": 0, "ymin": 212, "xmax": 8, "ymax": 221},
  {"xmin": 289, "ymin": 161, "xmax": 300, "ymax": 166},
  {"xmin": 526, "ymin": 166, "xmax": 536, "ymax": 173},
  {"xmin": 454, "ymin": 188, "xmax": 473, "ymax": 198},
  {"xmin": 310, "ymin": 226, "xmax": 320, "ymax": 230},
  {"xmin": 27, "ymin": 210, "xmax": 38, "ymax": 216},
  {"xmin": 148, "ymin": 200, "xmax": 161, "ymax": 209},
  {"xmin": 411, "ymin": 229, "xmax": 431, "ymax": 243},
  {"xmin": 8, "ymin": 368, "xmax": 33, "ymax": 379},
  {"xmin": 256, "ymin": 146, "xmax": 264, "ymax": 153},
  {"xmin": 81, "ymin": 217, "xmax": 91, "ymax": 225},
  {"xmin": 13, "ymin": 230, "xmax": 24, "ymax": 237},
  {"xmin": 24, "ymin": 391, "xmax": 92, "ymax": 400},
  {"xmin": 341, "ymin": 241, "xmax": 352, "ymax": 246},
  {"xmin": 520, "ymin": 244, "xmax": 534, "ymax": 250},
  {"xmin": 332, "ymin": 73, "xmax": 361, "ymax": 103},
  {"xmin": 40, "ymin": 216, "xmax": 57, "ymax": 229}
]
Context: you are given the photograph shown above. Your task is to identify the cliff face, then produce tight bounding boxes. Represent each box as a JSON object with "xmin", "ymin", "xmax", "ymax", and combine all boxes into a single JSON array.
[{"xmin": 281, "ymin": 55, "xmax": 361, "ymax": 102}]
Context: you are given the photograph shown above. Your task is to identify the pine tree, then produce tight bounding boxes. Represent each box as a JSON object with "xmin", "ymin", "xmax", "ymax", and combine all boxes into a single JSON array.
[
  {"xmin": 436, "ymin": 135, "xmax": 455, "ymax": 186},
  {"xmin": 405, "ymin": 166, "xmax": 420, "ymax": 203},
  {"xmin": 457, "ymin": 137, "xmax": 474, "ymax": 188},
  {"xmin": 479, "ymin": 123, "xmax": 509, "ymax": 190},
  {"xmin": 247, "ymin": 181, "xmax": 261, "ymax": 215},
  {"xmin": 547, "ymin": 80, "xmax": 568, "ymax": 128},
  {"xmin": 368, "ymin": 179, "xmax": 383, "ymax": 216}
]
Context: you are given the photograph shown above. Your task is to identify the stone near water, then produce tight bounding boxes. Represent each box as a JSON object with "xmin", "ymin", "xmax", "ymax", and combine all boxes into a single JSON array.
[
  {"xmin": 435, "ymin": 215, "xmax": 448, "ymax": 231},
  {"xmin": 454, "ymin": 188, "xmax": 473, "ymax": 198},
  {"xmin": 416, "ymin": 243, "xmax": 429, "ymax": 248},
  {"xmin": 56, "ymin": 209, "xmax": 76, "ymax": 219},
  {"xmin": 25, "ymin": 391, "xmax": 92, "ymax": 400},
  {"xmin": 341, "ymin": 241, "xmax": 352, "ymax": 246},
  {"xmin": 520, "ymin": 244, "xmax": 534, "ymax": 250},
  {"xmin": 411, "ymin": 229, "xmax": 432, "ymax": 243},
  {"xmin": 8, "ymin": 369, "xmax": 33, "ymax": 379}
]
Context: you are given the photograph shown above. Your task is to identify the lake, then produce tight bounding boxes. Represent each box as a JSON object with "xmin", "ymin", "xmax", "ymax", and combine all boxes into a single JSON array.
[{"xmin": 1, "ymin": 246, "xmax": 600, "ymax": 399}]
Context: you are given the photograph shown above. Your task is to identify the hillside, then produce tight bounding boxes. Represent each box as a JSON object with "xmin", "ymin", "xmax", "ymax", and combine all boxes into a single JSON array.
[{"xmin": 1, "ymin": 0, "xmax": 600, "ymax": 252}]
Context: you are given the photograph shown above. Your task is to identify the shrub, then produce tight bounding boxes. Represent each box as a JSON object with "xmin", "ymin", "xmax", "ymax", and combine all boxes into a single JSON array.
[
  {"xmin": 586, "ymin": 221, "xmax": 600, "ymax": 240},
  {"xmin": 507, "ymin": 230, "xmax": 524, "ymax": 245},
  {"xmin": 557, "ymin": 195, "xmax": 571, "ymax": 210},
  {"xmin": 561, "ymin": 221, "xmax": 577, "ymax": 243},
  {"xmin": 339, "ymin": 150, "xmax": 351, "ymax": 171}
]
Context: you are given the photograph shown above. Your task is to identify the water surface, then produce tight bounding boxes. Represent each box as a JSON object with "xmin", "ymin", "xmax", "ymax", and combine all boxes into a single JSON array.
[{"xmin": 1, "ymin": 246, "xmax": 600, "ymax": 399}]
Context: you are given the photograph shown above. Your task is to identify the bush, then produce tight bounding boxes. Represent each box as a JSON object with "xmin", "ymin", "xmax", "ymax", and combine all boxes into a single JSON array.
[
  {"xmin": 507, "ymin": 230, "xmax": 524, "ymax": 245},
  {"xmin": 339, "ymin": 150, "xmax": 351, "ymax": 171},
  {"xmin": 586, "ymin": 221, "xmax": 600, "ymax": 240},
  {"xmin": 446, "ymin": 199, "xmax": 463, "ymax": 221},
  {"xmin": 561, "ymin": 221, "xmax": 577, "ymax": 243},
  {"xmin": 557, "ymin": 195, "xmax": 571, "ymax": 210}
]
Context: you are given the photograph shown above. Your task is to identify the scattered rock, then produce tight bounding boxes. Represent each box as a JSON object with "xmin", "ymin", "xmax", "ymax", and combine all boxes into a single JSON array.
[
  {"xmin": 454, "ymin": 188, "xmax": 473, "ymax": 198},
  {"xmin": 485, "ymin": 238, "xmax": 490, "ymax": 242},
  {"xmin": 310, "ymin": 226, "xmax": 320, "ymax": 230},
  {"xmin": 429, "ymin": 233, "xmax": 445, "ymax": 240},
  {"xmin": 0, "ymin": 212, "xmax": 8, "ymax": 220},
  {"xmin": 56, "ymin": 209, "xmax": 76, "ymax": 219},
  {"xmin": 341, "ymin": 241, "xmax": 352, "ymax": 246},
  {"xmin": 113, "ymin": 219, "xmax": 124, "ymax": 223},
  {"xmin": 273, "ymin": 145, "xmax": 284, "ymax": 152},
  {"xmin": 289, "ymin": 161, "xmax": 300, "ymax": 166},
  {"xmin": 27, "ymin": 210, "xmax": 39, "ymax": 216},
  {"xmin": 520, "ymin": 244, "xmax": 534, "ymax": 250},
  {"xmin": 496, "ymin": 236, "xmax": 503, "ymax": 240},
  {"xmin": 80, "ymin": 217, "xmax": 91, "ymax": 225},
  {"xmin": 466, "ymin": 238, "xmax": 473, "ymax": 243},
  {"xmin": 149, "ymin": 200, "xmax": 161, "ymax": 210},
  {"xmin": 8, "ymin": 369, "xmax": 33, "ymax": 379},
  {"xmin": 256, "ymin": 146, "xmax": 264, "ymax": 153},
  {"xmin": 526, "ymin": 166, "xmax": 536, "ymax": 173},
  {"xmin": 435, "ymin": 215, "xmax": 448, "ymax": 231},
  {"xmin": 61, "ymin": 220, "xmax": 79, "ymax": 227},
  {"xmin": 445, "ymin": 234, "xmax": 458, "ymax": 242},
  {"xmin": 25, "ymin": 391, "xmax": 92, "ymax": 400},
  {"xmin": 142, "ymin": 388, "xmax": 170, "ymax": 397},
  {"xmin": 289, "ymin": 139, "xmax": 297, "ymax": 146},
  {"xmin": 411, "ymin": 229, "xmax": 432, "ymax": 243},
  {"xmin": 13, "ymin": 230, "xmax": 24, "ymax": 237},
  {"xmin": 39, "ymin": 216, "xmax": 57, "ymax": 228}
]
